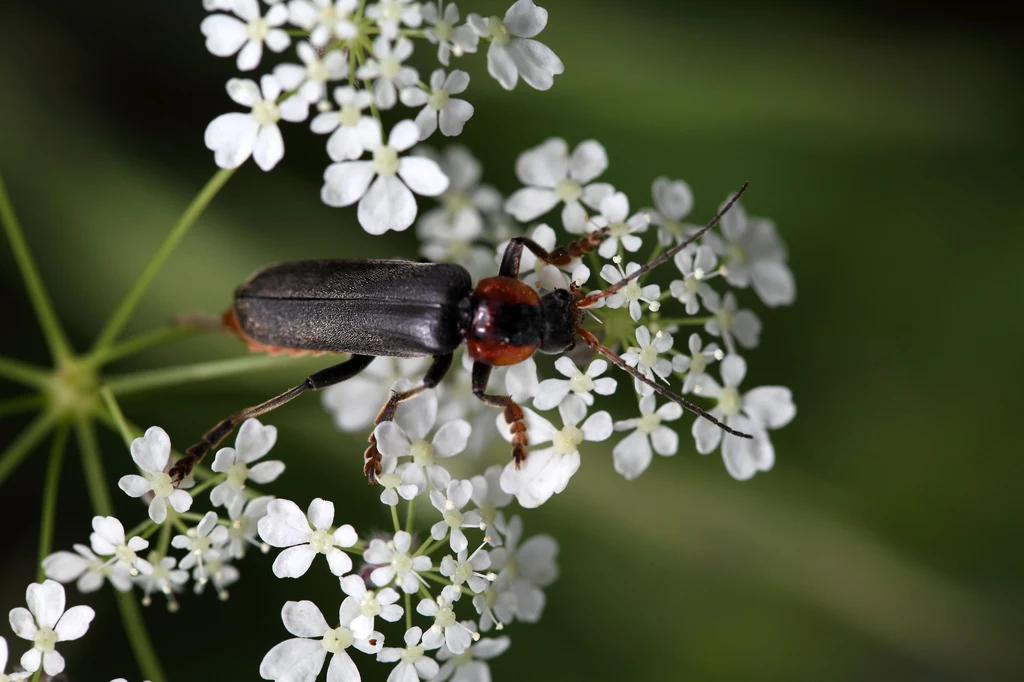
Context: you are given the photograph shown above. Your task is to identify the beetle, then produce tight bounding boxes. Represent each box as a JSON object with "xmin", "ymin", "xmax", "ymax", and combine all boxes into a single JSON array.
[{"xmin": 168, "ymin": 183, "xmax": 752, "ymax": 485}]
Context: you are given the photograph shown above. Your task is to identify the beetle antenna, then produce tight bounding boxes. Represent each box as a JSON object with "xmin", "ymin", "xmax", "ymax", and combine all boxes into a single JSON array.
[
  {"xmin": 576, "ymin": 328, "xmax": 753, "ymax": 439},
  {"xmin": 579, "ymin": 181, "xmax": 749, "ymax": 308}
]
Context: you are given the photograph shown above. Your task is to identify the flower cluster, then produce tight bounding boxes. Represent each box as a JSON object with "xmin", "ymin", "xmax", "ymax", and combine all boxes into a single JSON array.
[
  {"xmin": 201, "ymin": 0, "xmax": 564, "ymax": 234},
  {"xmin": 0, "ymin": 4, "xmax": 799, "ymax": 680}
]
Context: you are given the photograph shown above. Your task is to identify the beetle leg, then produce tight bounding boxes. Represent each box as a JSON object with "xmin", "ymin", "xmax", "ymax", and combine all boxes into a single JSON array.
[
  {"xmin": 168, "ymin": 354, "xmax": 375, "ymax": 484},
  {"xmin": 363, "ymin": 353, "xmax": 454, "ymax": 484},
  {"xmin": 498, "ymin": 227, "xmax": 611, "ymax": 279},
  {"xmin": 471, "ymin": 361, "xmax": 528, "ymax": 467}
]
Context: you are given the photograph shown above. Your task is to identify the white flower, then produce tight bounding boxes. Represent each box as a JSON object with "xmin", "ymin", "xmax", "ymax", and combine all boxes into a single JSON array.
[
  {"xmin": 192, "ymin": 554, "xmax": 239, "ymax": 600},
  {"xmin": 311, "ymin": 87, "xmax": 379, "ymax": 162},
  {"xmin": 434, "ymin": 634, "xmax": 510, "ymax": 682},
  {"xmin": 364, "ymin": 530, "xmax": 432, "ymax": 594},
  {"xmin": 323, "ymin": 357, "xmax": 429, "ymax": 432},
  {"xmin": 8, "ymin": 580, "xmax": 95, "ymax": 676},
  {"xmin": 416, "ymin": 593, "xmax": 476, "ymax": 654},
  {"xmin": 669, "ymin": 245, "xmax": 720, "ymax": 315},
  {"xmin": 692, "ymin": 355, "xmax": 796, "ymax": 480},
  {"xmin": 621, "ymin": 325, "xmax": 673, "ymax": 396},
  {"xmin": 533, "ymin": 357, "xmax": 617, "ymax": 411},
  {"xmin": 439, "ymin": 545, "xmax": 492, "ymax": 595},
  {"xmin": 469, "ymin": 465, "xmax": 513, "ymax": 543},
  {"xmin": 89, "ymin": 515, "xmax": 153, "ymax": 577},
  {"xmin": 138, "ymin": 554, "xmax": 189, "ymax": 609},
  {"xmin": 226, "ymin": 494, "xmax": 274, "ymax": 559},
  {"xmin": 287, "ymin": 0, "xmax": 358, "ymax": 47},
  {"xmin": 377, "ymin": 458, "xmax": 420, "ymax": 507},
  {"xmin": 210, "ymin": 418, "xmax": 283, "ymax": 516},
  {"xmin": 374, "ymin": 379, "xmax": 470, "ymax": 494},
  {"xmin": 704, "ymin": 291, "xmax": 761, "ymax": 354},
  {"xmin": 707, "ymin": 200, "xmax": 796, "ymax": 307},
  {"xmin": 172, "ymin": 511, "xmax": 230, "ymax": 585},
  {"xmin": 257, "ymin": 498, "xmax": 358, "ymax": 578},
  {"xmin": 205, "ymin": 75, "xmax": 308, "ymax": 172},
  {"xmin": 612, "ymin": 394, "xmax": 684, "ymax": 480},
  {"xmin": 0, "ymin": 636, "xmax": 31, "ymax": 680},
  {"xmin": 376, "ymin": 626, "xmax": 439, "ymax": 682},
  {"xmin": 356, "ymin": 37, "xmax": 419, "ymax": 110},
  {"xmin": 430, "ymin": 480, "xmax": 483, "ymax": 553},
  {"xmin": 321, "ymin": 119, "xmax": 450, "ymax": 235},
  {"xmin": 367, "ymin": 0, "xmax": 422, "ymax": 39},
  {"xmin": 416, "ymin": 146, "xmax": 502, "ymax": 263},
  {"xmin": 647, "ymin": 177, "xmax": 695, "ymax": 245},
  {"xmin": 423, "ymin": 1, "xmax": 479, "ymax": 66},
  {"xmin": 117, "ymin": 426, "xmax": 193, "ymax": 524},
  {"xmin": 400, "ymin": 69, "xmax": 474, "ymax": 140},
  {"xmin": 339, "ymin": 575, "xmax": 403, "ymax": 638},
  {"xmin": 671, "ymin": 333, "xmax": 722, "ymax": 395},
  {"xmin": 259, "ymin": 599, "xmax": 383, "ymax": 682},
  {"xmin": 470, "ymin": 571, "xmax": 516, "ymax": 632},
  {"xmin": 589, "ymin": 192, "xmax": 649, "ymax": 258},
  {"xmin": 504, "ymin": 138, "xmax": 612, "ymax": 232},
  {"xmin": 200, "ymin": 0, "xmax": 290, "ymax": 71},
  {"xmin": 273, "ymin": 42, "xmax": 347, "ymax": 105},
  {"xmin": 487, "ymin": 515, "xmax": 557, "ymax": 624},
  {"xmin": 600, "ymin": 261, "xmax": 660, "ymax": 322},
  {"xmin": 467, "ymin": 0, "xmax": 563, "ymax": 91},
  {"xmin": 43, "ymin": 544, "xmax": 131, "ymax": 593},
  {"xmin": 498, "ymin": 399, "xmax": 612, "ymax": 508}
]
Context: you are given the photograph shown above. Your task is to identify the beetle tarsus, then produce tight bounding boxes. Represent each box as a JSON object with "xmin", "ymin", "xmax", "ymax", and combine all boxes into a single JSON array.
[{"xmin": 472, "ymin": 362, "xmax": 529, "ymax": 467}]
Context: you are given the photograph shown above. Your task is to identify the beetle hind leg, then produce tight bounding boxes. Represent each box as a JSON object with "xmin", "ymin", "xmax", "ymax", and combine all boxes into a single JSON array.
[
  {"xmin": 363, "ymin": 353, "xmax": 455, "ymax": 484},
  {"xmin": 471, "ymin": 362, "xmax": 528, "ymax": 467}
]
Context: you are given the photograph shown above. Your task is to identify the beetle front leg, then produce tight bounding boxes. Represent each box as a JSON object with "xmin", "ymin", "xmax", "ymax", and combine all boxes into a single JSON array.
[
  {"xmin": 169, "ymin": 354, "xmax": 375, "ymax": 484},
  {"xmin": 471, "ymin": 362, "xmax": 528, "ymax": 467},
  {"xmin": 498, "ymin": 227, "xmax": 611, "ymax": 279},
  {"xmin": 363, "ymin": 353, "xmax": 454, "ymax": 484}
]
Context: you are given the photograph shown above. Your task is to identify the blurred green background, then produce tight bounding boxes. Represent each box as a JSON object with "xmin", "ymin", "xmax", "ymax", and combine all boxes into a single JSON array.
[{"xmin": 1, "ymin": 1, "xmax": 1022, "ymax": 680}]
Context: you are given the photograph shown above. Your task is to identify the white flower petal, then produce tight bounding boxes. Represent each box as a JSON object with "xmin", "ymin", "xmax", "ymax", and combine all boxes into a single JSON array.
[
  {"xmin": 130, "ymin": 426, "xmax": 170, "ymax": 473},
  {"xmin": 507, "ymin": 38, "xmax": 563, "ymax": 91},
  {"xmin": 27, "ymin": 580, "xmax": 65, "ymax": 630},
  {"xmin": 259, "ymin": 499, "xmax": 312, "ymax": 547},
  {"xmin": 504, "ymin": 0, "xmax": 548, "ymax": 38},
  {"xmin": 487, "ymin": 44, "xmax": 518, "ymax": 90},
  {"xmin": 259, "ymin": 638, "xmax": 327, "ymax": 682},
  {"xmin": 358, "ymin": 175, "xmax": 418, "ymax": 234},
  {"xmin": 117, "ymin": 474, "xmax": 150, "ymax": 498},
  {"xmin": 273, "ymin": 545, "xmax": 317, "ymax": 578},
  {"xmin": 53, "ymin": 605, "xmax": 94, "ymax": 641},
  {"xmin": 504, "ymin": 187, "xmax": 559, "ymax": 221},
  {"xmin": 322, "ymin": 161, "xmax": 376, "ymax": 207},
  {"xmin": 205, "ymin": 112, "xmax": 258, "ymax": 169},
  {"xmin": 398, "ymin": 156, "xmax": 450, "ymax": 196}
]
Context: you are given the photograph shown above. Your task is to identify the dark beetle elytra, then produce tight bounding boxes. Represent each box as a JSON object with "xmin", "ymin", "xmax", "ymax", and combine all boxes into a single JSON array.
[{"xmin": 168, "ymin": 183, "xmax": 752, "ymax": 485}]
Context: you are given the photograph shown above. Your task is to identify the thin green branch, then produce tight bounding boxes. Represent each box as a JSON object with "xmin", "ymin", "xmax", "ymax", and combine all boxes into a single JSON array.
[
  {"xmin": 0, "ymin": 174, "xmax": 74, "ymax": 363},
  {"xmin": 87, "ymin": 324, "xmax": 198, "ymax": 369},
  {"xmin": 114, "ymin": 591, "xmax": 168, "ymax": 682},
  {"xmin": 391, "ymin": 504, "xmax": 402, "ymax": 533},
  {"xmin": 0, "ymin": 354, "xmax": 50, "ymax": 388},
  {"xmin": 75, "ymin": 417, "xmax": 114, "ymax": 516},
  {"xmin": 76, "ymin": 416, "xmax": 168, "ymax": 682},
  {"xmin": 0, "ymin": 392, "xmax": 45, "ymax": 418},
  {"xmin": 405, "ymin": 497, "xmax": 415, "ymax": 534},
  {"xmin": 0, "ymin": 410, "xmax": 59, "ymax": 489},
  {"xmin": 106, "ymin": 354, "xmax": 296, "ymax": 396},
  {"xmin": 92, "ymin": 167, "xmax": 236, "ymax": 352},
  {"xmin": 100, "ymin": 386, "xmax": 134, "ymax": 449},
  {"xmin": 36, "ymin": 425, "xmax": 69, "ymax": 581}
]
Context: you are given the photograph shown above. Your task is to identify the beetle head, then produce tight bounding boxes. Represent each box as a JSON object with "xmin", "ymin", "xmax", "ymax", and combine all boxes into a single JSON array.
[{"xmin": 538, "ymin": 288, "xmax": 578, "ymax": 354}]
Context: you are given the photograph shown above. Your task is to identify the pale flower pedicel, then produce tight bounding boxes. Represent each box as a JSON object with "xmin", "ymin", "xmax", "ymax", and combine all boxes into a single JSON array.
[{"xmin": 0, "ymin": 4, "xmax": 799, "ymax": 681}]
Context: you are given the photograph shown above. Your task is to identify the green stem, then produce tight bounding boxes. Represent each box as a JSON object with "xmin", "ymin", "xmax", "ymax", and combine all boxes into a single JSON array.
[
  {"xmin": 0, "ymin": 174, "xmax": 74, "ymax": 363},
  {"xmin": 100, "ymin": 386, "xmax": 134, "ymax": 448},
  {"xmin": 75, "ymin": 416, "xmax": 169, "ymax": 682},
  {"xmin": 92, "ymin": 167, "xmax": 236, "ymax": 352},
  {"xmin": 106, "ymin": 354, "xmax": 296, "ymax": 396},
  {"xmin": 405, "ymin": 592, "xmax": 412, "ymax": 631},
  {"xmin": 651, "ymin": 316, "xmax": 712, "ymax": 327},
  {"xmin": 0, "ymin": 393, "xmax": 45, "ymax": 418},
  {"xmin": 76, "ymin": 417, "xmax": 114, "ymax": 515},
  {"xmin": 390, "ymin": 504, "xmax": 402, "ymax": 533},
  {"xmin": 127, "ymin": 518, "xmax": 156, "ymax": 539},
  {"xmin": 0, "ymin": 410, "xmax": 58, "ymax": 489},
  {"xmin": 157, "ymin": 516, "xmax": 173, "ymax": 555},
  {"xmin": 404, "ymin": 497, "xmax": 415, "ymax": 534},
  {"xmin": 87, "ymin": 325, "xmax": 198, "ymax": 369},
  {"xmin": 0, "ymin": 355, "xmax": 50, "ymax": 388},
  {"xmin": 36, "ymin": 425, "xmax": 69, "ymax": 581},
  {"xmin": 31, "ymin": 669, "xmax": 41, "ymax": 682},
  {"xmin": 114, "ymin": 590, "xmax": 169, "ymax": 682}
]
